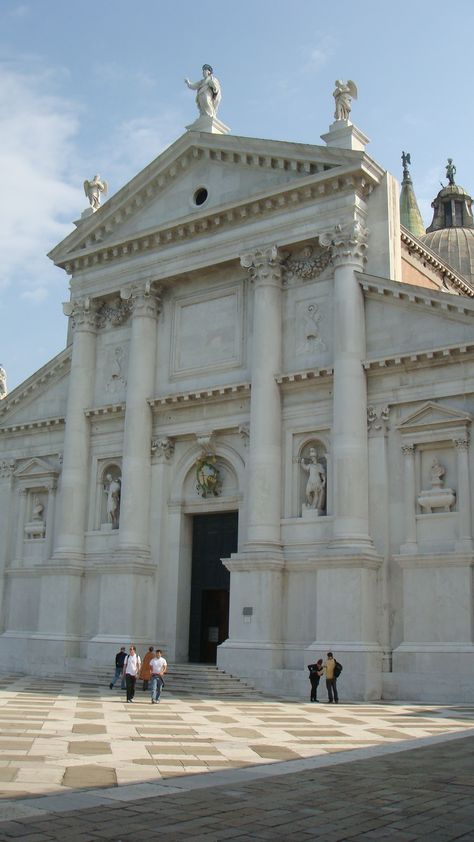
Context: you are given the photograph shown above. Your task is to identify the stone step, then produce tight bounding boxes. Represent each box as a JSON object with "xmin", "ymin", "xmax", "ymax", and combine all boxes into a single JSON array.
[{"xmin": 44, "ymin": 663, "xmax": 262, "ymax": 697}]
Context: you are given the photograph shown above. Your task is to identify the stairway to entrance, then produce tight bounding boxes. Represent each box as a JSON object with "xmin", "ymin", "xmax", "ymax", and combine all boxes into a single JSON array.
[{"xmin": 47, "ymin": 662, "xmax": 263, "ymax": 698}]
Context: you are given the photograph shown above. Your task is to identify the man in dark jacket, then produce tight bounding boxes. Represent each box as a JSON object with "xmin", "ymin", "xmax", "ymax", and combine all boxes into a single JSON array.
[{"xmin": 109, "ymin": 646, "xmax": 127, "ymax": 689}]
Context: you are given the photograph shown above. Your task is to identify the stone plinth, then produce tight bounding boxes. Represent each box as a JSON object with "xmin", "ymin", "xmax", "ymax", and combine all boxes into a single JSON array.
[
  {"xmin": 186, "ymin": 115, "xmax": 230, "ymax": 134},
  {"xmin": 320, "ymin": 121, "xmax": 369, "ymax": 151}
]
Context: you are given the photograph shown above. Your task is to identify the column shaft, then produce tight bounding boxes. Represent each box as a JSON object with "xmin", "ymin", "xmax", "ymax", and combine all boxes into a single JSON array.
[
  {"xmin": 241, "ymin": 247, "xmax": 283, "ymax": 553},
  {"xmin": 324, "ymin": 223, "xmax": 372, "ymax": 548},
  {"xmin": 455, "ymin": 438, "xmax": 473, "ymax": 550},
  {"xmin": 53, "ymin": 304, "xmax": 97, "ymax": 560},
  {"xmin": 118, "ymin": 287, "xmax": 160, "ymax": 554}
]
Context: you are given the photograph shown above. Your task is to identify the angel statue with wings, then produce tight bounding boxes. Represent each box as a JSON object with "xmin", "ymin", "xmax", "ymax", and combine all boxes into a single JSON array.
[
  {"xmin": 333, "ymin": 79, "xmax": 358, "ymax": 121},
  {"xmin": 84, "ymin": 174, "xmax": 108, "ymax": 212}
]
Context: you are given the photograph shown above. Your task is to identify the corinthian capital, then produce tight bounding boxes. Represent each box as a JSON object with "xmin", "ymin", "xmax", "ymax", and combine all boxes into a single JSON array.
[
  {"xmin": 121, "ymin": 281, "xmax": 163, "ymax": 319},
  {"xmin": 320, "ymin": 221, "xmax": 368, "ymax": 269},
  {"xmin": 65, "ymin": 297, "xmax": 101, "ymax": 333},
  {"xmin": 240, "ymin": 245, "xmax": 283, "ymax": 287}
]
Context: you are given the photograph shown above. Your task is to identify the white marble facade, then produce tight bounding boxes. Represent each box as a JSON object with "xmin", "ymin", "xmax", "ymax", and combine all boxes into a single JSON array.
[{"xmin": 0, "ymin": 119, "xmax": 473, "ymax": 702}]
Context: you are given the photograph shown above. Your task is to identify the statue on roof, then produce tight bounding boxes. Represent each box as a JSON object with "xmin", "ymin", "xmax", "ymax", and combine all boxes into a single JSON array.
[
  {"xmin": 84, "ymin": 174, "xmax": 108, "ymax": 212},
  {"xmin": 446, "ymin": 159, "xmax": 456, "ymax": 186},
  {"xmin": 0, "ymin": 364, "xmax": 6, "ymax": 400},
  {"xmin": 333, "ymin": 79, "xmax": 357, "ymax": 122},
  {"xmin": 401, "ymin": 151, "xmax": 411, "ymax": 181},
  {"xmin": 185, "ymin": 64, "xmax": 222, "ymax": 118}
]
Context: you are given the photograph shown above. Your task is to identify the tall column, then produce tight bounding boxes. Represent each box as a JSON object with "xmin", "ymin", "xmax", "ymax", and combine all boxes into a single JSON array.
[
  {"xmin": 240, "ymin": 246, "xmax": 283, "ymax": 554},
  {"xmin": 118, "ymin": 283, "xmax": 161, "ymax": 557},
  {"xmin": 14, "ymin": 489, "xmax": 28, "ymax": 563},
  {"xmin": 400, "ymin": 444, "xmax": 418, "ymax": 554},
  {"xmin": 455, "ymin": 436, "xmax": 473, "ymax": 552},
  {"xmin": 53, "ymin": 299, "xmax": 98, "ymax": 560},
  {"xmin": 218, "ymin": 246, "xmax": 284, "ymax": 675},
  {"xmin": 322, "ymin": 222, "xmax": 373, "ymax": 550}
]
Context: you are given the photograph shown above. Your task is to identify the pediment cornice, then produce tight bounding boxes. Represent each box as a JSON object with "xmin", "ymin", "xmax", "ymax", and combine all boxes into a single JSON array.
[
  {"xmin": 358, "ymin": 273, "xmax": 474, "ymax": 314},
  {"xmin": 0, "ymin": 347, "xmax": 71, "ymax": 422},
  {"xmin": 48, "ymin": 132, "xmax": 384, "ymax": 274}
]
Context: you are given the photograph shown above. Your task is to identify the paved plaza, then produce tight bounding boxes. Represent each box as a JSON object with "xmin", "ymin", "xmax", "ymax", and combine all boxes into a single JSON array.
[{"xmin": 0, "ymin": 675, "xmax": 473, "ymax": 839}]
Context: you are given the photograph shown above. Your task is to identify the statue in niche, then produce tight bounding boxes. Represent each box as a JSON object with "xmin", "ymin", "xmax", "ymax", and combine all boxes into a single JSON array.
[
  {"xmin": 300, "ymin": 447, "xmax": 326, "ymax": 513},
  {"xmin": 418, "ymin": 457, "xmax": 455, "ymax": 513},
  {"xmin": 84, "ymin": 174, "xmax": 108, "ymax": 212},
  {"xmin": 430, "ymin": 458, "xmax": 445, "ymax": 488},
  {"xmin": 31, "ymin": 496, "xmax": 44, "ymax": 522},
  {"xmin": 333, "ymin": 79, "xmax": 357, "ymax": 121},
  {"xmin": 103, "ymin": 473, "xmax": 121, "ymax": 528},
  {"xmin": 185, "ymin": 65, "xmax": 221, "ymax": 118}
]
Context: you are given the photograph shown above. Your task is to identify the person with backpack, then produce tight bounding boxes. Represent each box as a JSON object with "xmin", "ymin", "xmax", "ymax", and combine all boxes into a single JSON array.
[
  {"xmin": 123, "ymin": 645, "xmax": 142, "ymax": 703},
  {"xmin": 307, "ymin": 659, "xmax": 323, "ymax": 702},
  {"xmin": 324, "ymin": 651, "xmax": 342, "ymax": 703}
]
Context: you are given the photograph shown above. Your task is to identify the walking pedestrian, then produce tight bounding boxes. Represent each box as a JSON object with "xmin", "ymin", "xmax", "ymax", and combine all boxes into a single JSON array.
[
  {"xmin": 109, "ymin": 646, "xmax": 127, "ymax": 690},
  {"xmin": 139, "ymin": 646, "xmax": 155, "ymax": 691},
  {"xmin": 149, "ymin": 648, "xmax": 168, "ymax": 704},
  {"xmin": 123, "ymin": 645, "xmax": 141, "ymax": 703}
]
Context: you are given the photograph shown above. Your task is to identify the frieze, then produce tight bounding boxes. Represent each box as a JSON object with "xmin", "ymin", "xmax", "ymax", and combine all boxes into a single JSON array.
[
  {"xmin": 367, "ymin": 405, "xmax": 390, "ymax": 432},
  {"xmin": 0, "ymin": 459, "xmax": 15, "ymax": 479}
]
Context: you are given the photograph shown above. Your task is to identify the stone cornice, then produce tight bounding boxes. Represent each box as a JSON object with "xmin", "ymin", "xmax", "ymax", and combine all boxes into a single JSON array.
[
  {"xmin": 363, "ymin": 341, "xmax": 474, "ymax": 374},
  {"xmin": 359, "ymin": 273, "xmax": 474, "ymax": 316},
  {"xmin": 54, "ymin": 166, "xmax": 376, "ymax": 275},
  {"xmin": 0, "ymin": 348, "xmax": 71, "ymax": 420},
  {"xmin": 395, "ymin": 553, "xmax": 474, "ymax": 569},
  {"xmin": 84, "ymin": 403, "xmax": 125, "ymax": 418},
  {"xmin": 149, "ymin": 381, "xmax": 251, "ymax": 408},
  {"xmin": 276, "ymin": 367, "xmax": 334, "ymax": 385},
  {"xmin": 401, "ymin": 226, "xmax": 474, "ymax": 298},
  {"xmin": 0, "ymin": 416, "xmax": 65, "ymax": 435}
]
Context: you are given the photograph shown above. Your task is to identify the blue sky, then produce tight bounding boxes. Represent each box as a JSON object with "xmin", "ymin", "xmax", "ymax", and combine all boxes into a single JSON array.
[{"xmin": 1, "ymin": 0, "xmax": 473, "ymax": 390}]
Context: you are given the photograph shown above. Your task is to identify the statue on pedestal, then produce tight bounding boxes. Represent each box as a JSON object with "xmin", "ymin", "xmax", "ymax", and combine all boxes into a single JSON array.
[
  {"xmin": 84, "ymin": 174, "xmax": 108, "ymax": 212},
  {"xmin": 185, "ymin": 64, "xmax": 222, "ymax": 118},
  {"xmin": 300, "ymin": 447, "xmax": 326, "ymax": 512},
  {"xmin": 333, "ymin": 79, "xmax": 357, "ymax": 121}
]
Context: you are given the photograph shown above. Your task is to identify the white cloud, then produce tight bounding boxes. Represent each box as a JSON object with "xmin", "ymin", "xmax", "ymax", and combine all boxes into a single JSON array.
[
  {"xmin": 305, "ymin": 35, "xmax": 337, "ymax": 71},
  {"xmin": 102, "ymin": 111, "xmax": 184, "ymax": 186},
  {"xmin": 0, "ymin": 62, "xmax": 83, "ymax": 297}
]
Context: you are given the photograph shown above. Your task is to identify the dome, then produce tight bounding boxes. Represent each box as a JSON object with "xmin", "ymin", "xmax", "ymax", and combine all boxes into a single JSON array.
[
  {"xmin": 419, "ymin": 160, "xmax": 474, "ymax": 284},
  {"xmin": 421, "ymin": 227, "xmax": 474, "ymax": 285}
]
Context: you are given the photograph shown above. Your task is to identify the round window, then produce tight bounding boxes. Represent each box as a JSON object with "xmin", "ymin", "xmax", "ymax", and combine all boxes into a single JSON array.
[{"xmin": 193, "ymin": 187, "xmax": 208, "ymax": 206}]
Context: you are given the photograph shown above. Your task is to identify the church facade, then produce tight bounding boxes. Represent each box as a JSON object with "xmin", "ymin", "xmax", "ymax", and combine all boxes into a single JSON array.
[{"xmin": 1, "ymin": 99, "xmax": 474, "ymax": 702}]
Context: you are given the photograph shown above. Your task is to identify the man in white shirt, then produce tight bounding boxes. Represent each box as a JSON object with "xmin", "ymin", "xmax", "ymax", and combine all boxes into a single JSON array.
[
  {"xmin": 149, "ymin": 649, "xmax": 168, "ymax": 703},
  {"xmin": 123, "ymin": 645, "xmax": 141, "ymax": 703}
]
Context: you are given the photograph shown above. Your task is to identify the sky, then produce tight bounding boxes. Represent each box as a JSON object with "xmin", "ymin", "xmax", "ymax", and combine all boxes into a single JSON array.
[{"xmin": 1, "ymin": 0, "xmax": 473, "ymax": 391}]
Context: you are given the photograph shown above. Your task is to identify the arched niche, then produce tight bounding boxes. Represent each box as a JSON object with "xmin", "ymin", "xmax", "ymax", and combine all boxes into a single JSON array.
[
  {"xmin": 98, "ymin": 462, "xmax": 122, "ymax": 529},
  {"xmin": 298, "ymin": 439, "xmax": 328, "ymax": 516}
]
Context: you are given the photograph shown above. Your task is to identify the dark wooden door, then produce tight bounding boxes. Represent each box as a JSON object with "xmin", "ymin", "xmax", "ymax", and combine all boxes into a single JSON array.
[{"xmin": 188, "ymin": 512, "xmax": 238, "ymax": 663}]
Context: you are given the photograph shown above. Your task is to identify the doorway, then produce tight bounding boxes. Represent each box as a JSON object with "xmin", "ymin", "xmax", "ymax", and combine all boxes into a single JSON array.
[{"xmin": 188, "ymin": 511, "xmax": 238, "ymax": 663}]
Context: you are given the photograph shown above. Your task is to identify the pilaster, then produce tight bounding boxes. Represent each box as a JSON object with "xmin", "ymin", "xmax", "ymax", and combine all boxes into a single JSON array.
[{"xmin": 454, "ymin": 436, "xmax": 473, "ymax": 552}]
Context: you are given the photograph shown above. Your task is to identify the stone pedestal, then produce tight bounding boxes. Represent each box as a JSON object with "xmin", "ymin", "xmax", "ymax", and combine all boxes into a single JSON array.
[
  {"xmin": 186, "ymin": 115, "xmax": 230, "ymax": 134},
  {"xmin": 320, "ymin": 121, "xmax": 369, "ymax": 151}
]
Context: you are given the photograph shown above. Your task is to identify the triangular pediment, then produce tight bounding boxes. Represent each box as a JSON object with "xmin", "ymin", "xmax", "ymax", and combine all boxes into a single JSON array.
[
  {"xmin": 0, "ymin": 347, "xmax": 71, "ymax": 426},
  {"xmin": 398, "ymin": 401, "xmax": 472, "ymax": 432},
  {"xmin": 14, "ymin": 456, "xmax": 59, "ymax": 480},
  {"xmin": 360, "ymin": 274, "xmax": 474, "ymax": 360},
  {"xmin": 49, "ymin": 131, "xmax": 379, "ymax": 269}
]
